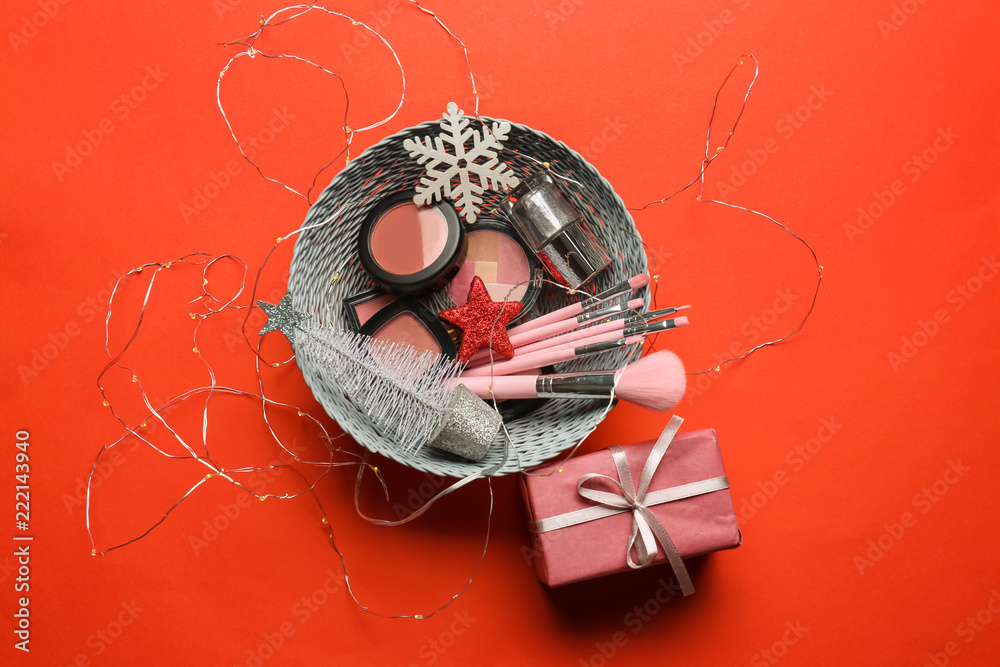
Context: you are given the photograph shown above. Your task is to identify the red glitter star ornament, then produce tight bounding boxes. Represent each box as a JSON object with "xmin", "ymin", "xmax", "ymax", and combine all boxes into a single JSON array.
[{"xmin": 439, "ymin": 276, "xmax": 523, "ymax": 363}]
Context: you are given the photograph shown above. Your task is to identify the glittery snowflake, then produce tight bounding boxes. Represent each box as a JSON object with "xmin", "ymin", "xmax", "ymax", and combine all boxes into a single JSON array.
[{"xmin": 403, "ymin": 102, "xmax": 520, "ymax": 223}]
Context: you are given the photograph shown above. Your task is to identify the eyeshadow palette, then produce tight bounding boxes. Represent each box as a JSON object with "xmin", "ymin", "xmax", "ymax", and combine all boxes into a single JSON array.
[
  {"xmin": 358, "ymin": 299, "xmax": 458, "ymax": 359},
  {"xmin": 447, "ymin": 219, "xmax": 541, "ymax": 321}
]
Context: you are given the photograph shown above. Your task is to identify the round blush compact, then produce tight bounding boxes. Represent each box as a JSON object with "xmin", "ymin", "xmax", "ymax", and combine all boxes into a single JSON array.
[
  {"xmin": 358, "ymin": 191, "xmax": 466, "ymax": 296},
  {"xmin": 446, "ymin": 219, "xmax": 541, "ymax": 322}
]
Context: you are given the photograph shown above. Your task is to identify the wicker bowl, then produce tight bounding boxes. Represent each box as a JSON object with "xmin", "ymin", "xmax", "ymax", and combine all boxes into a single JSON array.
[{"xmin": 288, "ymin": 114, "xmax": 648, "ymax": 477}]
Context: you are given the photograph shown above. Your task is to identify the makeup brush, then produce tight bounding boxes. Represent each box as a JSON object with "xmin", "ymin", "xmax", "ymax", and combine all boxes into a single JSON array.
[
  {"xmin": 507, "ymin": 273, "xmax": 650, "ymax": 332},
  {"xmin": 466, "ymin": 304, "xmax": 689, "ymax": 367},
  {"xmin": 463, "ymin": 335, "xmax": 644, "ymax": 377},
  {"xmin": 464, "ymin": 297, "xmax": 646, "ymax": 367},
  {"xmin": 463, "ymin": 317, "xmax": 688, "ymax": 377},
  {"xmin": 455, "ymin": 350, "xmax": 687, "ymax": 412}
]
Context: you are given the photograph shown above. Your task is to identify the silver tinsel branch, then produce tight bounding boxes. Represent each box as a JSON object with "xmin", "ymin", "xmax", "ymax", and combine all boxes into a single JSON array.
[{"xmin": 294, "ymin": 326, "xmax": 463, "ymax": 454}]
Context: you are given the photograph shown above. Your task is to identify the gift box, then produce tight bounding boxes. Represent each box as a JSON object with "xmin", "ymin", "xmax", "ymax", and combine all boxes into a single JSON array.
[{"xmin": 520, "ymin": 416, "xmax": 741, "ymax": 594}]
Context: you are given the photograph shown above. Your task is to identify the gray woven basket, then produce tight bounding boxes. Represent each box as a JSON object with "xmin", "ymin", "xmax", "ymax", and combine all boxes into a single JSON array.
[{"xmin": 288, "ymin": 115, "xmax": 648, "ymax": 477}]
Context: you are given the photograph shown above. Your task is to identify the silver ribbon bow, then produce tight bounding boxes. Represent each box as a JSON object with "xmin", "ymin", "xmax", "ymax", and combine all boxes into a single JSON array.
[{"xmin": 534, "ymin": 416, "xmax": 729, "ymax": 596}]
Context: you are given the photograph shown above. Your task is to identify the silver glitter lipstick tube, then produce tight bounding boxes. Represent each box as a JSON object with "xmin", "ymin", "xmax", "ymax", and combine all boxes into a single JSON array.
[{"xmin": 500, "ymin": 172, "xmax": 612, "ymax": 289}]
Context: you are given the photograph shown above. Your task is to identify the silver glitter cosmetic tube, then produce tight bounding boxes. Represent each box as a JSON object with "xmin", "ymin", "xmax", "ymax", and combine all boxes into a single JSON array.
[
  {"xmin": 426, "ymin": 384, "xmax": 502, "ymax": 461},
  {"xmin": 500, "ymin": 172, "xmax": 611, "ymax": 289}
]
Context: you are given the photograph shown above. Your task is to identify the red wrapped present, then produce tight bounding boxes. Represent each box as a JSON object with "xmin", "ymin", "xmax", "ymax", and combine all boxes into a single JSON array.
[{"xmin": 520, "ymin": 416, "xmax": 741, "ymax": 595}]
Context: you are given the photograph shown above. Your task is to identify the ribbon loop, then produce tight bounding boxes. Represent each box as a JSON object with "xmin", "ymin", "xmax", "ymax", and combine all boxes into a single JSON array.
[
  {"xmin": 576, "ymin": 415, "xmax": 693, "ymax": 595},
  {"xmin": 532, "ymin": 416, "xmax": 730, "ymax": 597}
]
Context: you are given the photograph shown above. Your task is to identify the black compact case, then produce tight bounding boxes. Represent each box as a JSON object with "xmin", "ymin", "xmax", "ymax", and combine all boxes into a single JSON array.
[{"xmin": 357, "ymin": 190, "xmax": 466, "ymax": 296}]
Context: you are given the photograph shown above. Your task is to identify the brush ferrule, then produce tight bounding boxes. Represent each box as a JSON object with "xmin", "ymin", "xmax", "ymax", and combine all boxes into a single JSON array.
[
  {"xmin": 535, "ymin": 372, "xmax": 618, "ymax": 398},
  {"xmin": 574, "ymin": 338, "xmax": 629, "ymax": 356},
  {"xmin": 625, "ymin": 307, "xmax": 678, "ymax": 325},
  {"xmin": 624, "ymin": 318, "xmax": 678, "ymax": 336},
  {"xmin": 577, "ymin": 302, "xmax": 630, "ymax": 323},
  {"xmin": 576, "ymin": 290, "xmax": 624, "ymax": 315},
  {"xmin": 588, "ymin": 280, "xmax": 634, "ymax": 302}
]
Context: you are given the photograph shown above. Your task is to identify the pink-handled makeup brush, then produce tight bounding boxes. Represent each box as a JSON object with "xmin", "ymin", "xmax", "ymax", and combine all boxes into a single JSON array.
[
  {"xmin": 463, "ymin": 317, "xmax": 689, "ymax": 377},
  {"xmin": 464, "ymin": 297, "xmax": 646, "ymax": 367},
  {"xmin": 463, "ymin": 335, "xmax": 644, "ymax": 377},
  {"xmin": 456, "ymin": 350, "xmax": 687, "ymax": 412},
  {"xmin": 467, "ymin": 304, "xmax": 690, "ymax": 367},
  {"xmin": 507, "ymin": 273, "xmax": 650, "ymax": 333}
]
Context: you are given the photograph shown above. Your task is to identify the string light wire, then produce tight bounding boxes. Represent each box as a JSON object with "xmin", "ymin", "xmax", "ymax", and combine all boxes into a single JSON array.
[
  {"xmin": 216, "ymin": 0, "xmax": 483, "ymax": 203},
  {"xmin": 626, "ymin": 54, "xmax": 822, "ymax": 372},
  {"xmin": 90, "ymin": 1, "xmax": 496, "ymax": 621},
  {"xmin": 91, "ymin": 2, "xmax": 821, "ymax": 622}
]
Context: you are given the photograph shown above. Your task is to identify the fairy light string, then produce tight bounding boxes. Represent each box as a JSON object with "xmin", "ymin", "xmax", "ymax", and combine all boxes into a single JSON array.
[
  {"xmin": 406, "ymin": 0, "xmax": 483, "ymax": 118},
  {"xmin": 89, "ymin": 255, "xmax": 366, "ymax": 550},
  {"xmin": 93, "ymin": 2, "xmax": 822, "ymax": 623},
  {"xmin": 217, "ymin": 4, "xmax": 399, "ymax": 202},
  {"xmin": 93, "ymin": 1, "xmax": 627, "ymax": 623},
  {"xmin": 623, "ymin": 53, "xmax": 823, "ymax": 372},
  {"xmin": 214, "ymin": 2, "xmax": 501, "ymax": 617},
  {"xmin": 88, "ymin": 248, "xmax": 514, "ymax": 620},
  {"xmin": 216, "ymin": 0, "xmax": 484, "ymax": 204},
  {"xmin": 89, "ymin": 227, "xmax": 622, "ymax": 617}
]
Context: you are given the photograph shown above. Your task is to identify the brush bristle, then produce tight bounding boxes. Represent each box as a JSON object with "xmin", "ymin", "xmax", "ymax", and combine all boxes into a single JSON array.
[{"xmin": 616, "ymin": 350, "xmax": 686, "ymax": 411}]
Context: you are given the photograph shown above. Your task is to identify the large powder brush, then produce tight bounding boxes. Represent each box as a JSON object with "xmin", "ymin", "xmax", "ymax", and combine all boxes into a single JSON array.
[{"xmin": 455, "ymin": 350, "xmax": 687, "ymax": 412}]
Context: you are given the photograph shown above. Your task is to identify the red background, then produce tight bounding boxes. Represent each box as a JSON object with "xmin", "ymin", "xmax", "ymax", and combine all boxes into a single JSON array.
[{"xmin": 3, "ymin": 1, "xmax": 999, "ymax": 665}]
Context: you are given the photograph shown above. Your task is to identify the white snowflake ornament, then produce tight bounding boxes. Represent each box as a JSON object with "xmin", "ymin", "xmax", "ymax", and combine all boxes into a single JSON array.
[{"xmin": 403, "ymin": 102, "xmax": 520, "ymax": 223}]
